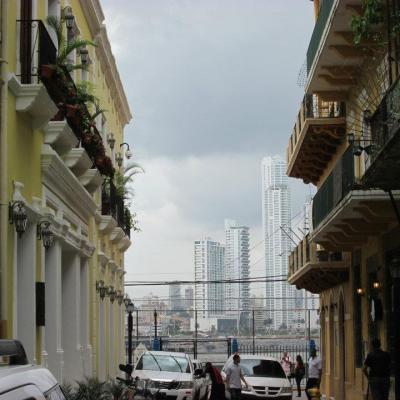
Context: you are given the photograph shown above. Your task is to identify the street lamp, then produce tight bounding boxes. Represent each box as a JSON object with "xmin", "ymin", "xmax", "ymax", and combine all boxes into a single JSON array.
[
  {"xmin": 63, "ymin": 6, "xmax": 75, "ymax": 30},
  {"xmin": 126, "ymin": 300, "xmax": 135, "ymax": 367},
  {"xmin": 120, "ymin": 142, "xmax": 132, "ymax": 159},
  {"xmin": 107, "ymin": 133, "xmax": 116, "ymax": 150},
  {"xmin": 154, "ymin": 309, "xmax": 158, "ymax": 340}
]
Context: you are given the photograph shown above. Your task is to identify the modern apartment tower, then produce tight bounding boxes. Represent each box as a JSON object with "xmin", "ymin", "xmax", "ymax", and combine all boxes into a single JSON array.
[
  {"xmin": 224, "ymin": 220, "xmax": 250, "ymax": 323},
  {"xmin": 261, "ymin": 155, "xmax": 294, "ymax": 330},
  {"xmin": 169, "ymin": 282, "xmax": 182, "ymax": 312},
  {"xmin": 194, "ymin": 239, "xmax": 225, "ymax": 318}
]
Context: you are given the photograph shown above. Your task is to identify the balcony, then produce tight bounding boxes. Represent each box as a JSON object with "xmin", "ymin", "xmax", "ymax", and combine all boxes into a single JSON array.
[
  {"xmin": 287, "ymin": 94, "xmax": 346, "ymax": 185},
  {"xmin": 305, "ymin": 0, "xmax": 364, "ymax": 95},
  {"xmin": 101, "ymin": 180, "xmax": 131, "ymax": 238},
  {"xmin": 311, "ymin": 146, "xmax": 400, "ymax": 250},
  {"xmin": 362, "ymin": 76, "xmax": 400, "ymax": 190},
  {"xmin": 288, "ymin": 235, "xmax": 350, "ymax": 293}
]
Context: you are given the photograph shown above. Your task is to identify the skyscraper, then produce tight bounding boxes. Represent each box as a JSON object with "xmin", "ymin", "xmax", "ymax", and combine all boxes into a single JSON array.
[
  {"xmin": 169, "ymin": 282, "xmax": 182, "ymax": 312},
  {"xmin": 184, "ymin": 286, "xmax": 194, "ymax": 311},
  {"xmin": 194, "ymin": 238, "xmax": 225, "ymax": 318},
  {"xmin": 224, "ymin": 220, "xmax": 250, "ymax": 324},
  {"xmin": 261, "ymin": 155, "xmax": 294, "ymax": 330}
]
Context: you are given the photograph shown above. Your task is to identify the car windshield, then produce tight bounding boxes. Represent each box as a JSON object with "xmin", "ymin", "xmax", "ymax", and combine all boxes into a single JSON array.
[
  {"xmin": 235, "ymin": 359, "xmax": 286, "ymax": 378},
  {"xmin": 136, "ymin": 354, "xmax": 190, "ymax": 373}
]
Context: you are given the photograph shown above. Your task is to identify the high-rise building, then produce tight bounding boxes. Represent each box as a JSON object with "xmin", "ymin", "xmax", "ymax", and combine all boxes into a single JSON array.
[
  {"xmin": 169, "ymin": 282, "xmax": 182, "ymax": 312},
  {"xmin": 184, "ymin": 286, "xmax": 194, "ymax": 310},
  {"xmin": 194, "ymin": 238, "xmax": 225, "ymax": 318},
  {"xmin": 261, "ymin": 155, "xmax": 295, "ymax": 330},
  {"xmin": 224, "ymin": 220, "xmax": 250, "ymax": 324}
]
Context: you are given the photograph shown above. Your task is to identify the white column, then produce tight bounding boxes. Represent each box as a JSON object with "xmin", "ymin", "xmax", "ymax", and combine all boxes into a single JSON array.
[
  {"xmin": 98, "ymin": 299, "xmax": 106, "ymax": 380},
  {"xmin": 44, "ymin": 239, "xmax": 64, "ymax": 382},
  {"xmin": 61, "ymin": 251, "xmax": 82, "ymax": 383},
  {"xmin": 15, "ymin": 223, "xmax": 36, "ymax": 363},
  {"xmin": 80, "ymin": 258, "xmax": 92, "ymax": 376},
  {"xmin": 108, "ymin": 299, "xmax": 115, "ymax": 377}
]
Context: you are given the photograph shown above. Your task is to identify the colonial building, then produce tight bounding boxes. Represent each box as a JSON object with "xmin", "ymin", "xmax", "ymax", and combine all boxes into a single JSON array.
[
  {"xmin": 287, "ymin": 1, "xmax": 400, "ymax": 399},
  {"xmin": 0, "ymin": 0, "xmax": 133, "ymax": 384}
]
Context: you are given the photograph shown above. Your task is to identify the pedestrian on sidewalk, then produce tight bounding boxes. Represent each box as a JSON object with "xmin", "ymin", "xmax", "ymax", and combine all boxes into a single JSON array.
[
  {"xmin": 305, "ymin": 348, "xmax": 321, "ymax": 400},
  {"xmin": 225, "ymin": 354, "xmax": 249, "ymax": 400},
  {"xmin": 294, "ymin": 354, "xmax": 305, "ymax": 397},
  {"xmin": 362, "ymin": 338, "xmax": 391, "ymax": 400},
  {"xmin": 280, "ymin": 351, "xmax": 292, "ymax": 378},
  {"xmin": 204, "ymin": 362, "xmax": 225, "ymax": 400}
]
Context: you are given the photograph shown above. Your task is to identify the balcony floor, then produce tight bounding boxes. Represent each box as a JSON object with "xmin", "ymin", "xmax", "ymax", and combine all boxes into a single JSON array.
[{"xmin": 288, "ymin": 260, "xmax": 349, "ymax": 294}]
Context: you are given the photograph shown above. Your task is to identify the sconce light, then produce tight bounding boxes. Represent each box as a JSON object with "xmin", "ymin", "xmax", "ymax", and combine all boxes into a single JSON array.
[
  {"xmin": 37, "ymin": 217, "xmax": 54, "ymax": 250},
  {"xmin": 9, "ymin": 201, "xmax": 28, "ymax": 238},
  {"xmin": 96, "ymin": 280, "xmax": 107, "ymax": 300},
  {"xmin": 126, "ymin": 300, "xmax": 135, "ymax": 313},
  {"xmin": 63, "ymin": 6, "xmax": 75, "ymax": 30},
  {"xmin": 356, "ymin": 287, "xmax": 365, "ymax": 296},
  {"xmin": 108, "ymin": 286, "xmax": 116, "ymax": 303},
  {"xmin": 80, "ymin": 46, "xmax": 89, "ymax": 65},
  {"xmin": 372, "ymin": 281, "xmax": 381, "ymax": 290},
  {"xmin": 107, "ymin": 133, "xmax": 116, "ymax": 150},
  {"xmin": 347, "ymin": 132, "xmax": 375, "ymax": 157},
  {"xmin": 116, "ymin": 290, "xmax": 124, "ymax": 306},
  {"xmin": 115, "ymin": 152, "xmax": 123, "ymax": 168},
  {"xmin": 120, "ymin": 142, "xmax": 132, "ymax": 159}
]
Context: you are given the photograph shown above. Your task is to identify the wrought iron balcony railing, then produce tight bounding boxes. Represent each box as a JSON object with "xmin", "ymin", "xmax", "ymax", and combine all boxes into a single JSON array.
[
  {"xmin": 306, "ymin": 0, "xmax": 335, "ymax": 74},
  {"xmin": 312, "ymin": 145, "xmax": 356, "ymax": 230},
  {"xmin": 17, "ymin": 20, "xmax": 57, "ymax": 84}
]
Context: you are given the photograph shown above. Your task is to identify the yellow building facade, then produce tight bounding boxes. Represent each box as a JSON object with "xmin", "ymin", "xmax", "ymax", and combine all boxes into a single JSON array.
[
  {"xmin": 0, "ymin": 0, "xmax": 133, "ymax": 383},
  {"xmin": 287, "ymin": 1, "xmax": 400, "ymax": 399}
]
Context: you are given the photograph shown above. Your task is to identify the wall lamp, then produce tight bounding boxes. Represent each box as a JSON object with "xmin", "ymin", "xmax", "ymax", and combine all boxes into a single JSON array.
[
  {"xmin": 108, "ymin": 286, "xmax": 117, "ymax": 303},
  {"xmin": 96, "ymin": 280, "xmax": 107, "ymax": 300},
  {"xmin": 120, "ymin": 142, "xmax": 132, "ymax": 159},
  {"xmin": 115, "ymin": 152, "xmax": 123, "ymax": 168},
  {"xmin": 356, "ymin": 287, "xmax": 365, "ymax": 296},
  {"xmin": 79, "ymin": 46, "xmax": 89, "ymax": 65},
  {"xmin": 116, "ymin": 290, "xmax": 124, "ymax": 306},
  {"xmin": 372, "ymin": 281, "xmax": 381, "ymax": 290},
  {"xmin": 37, "ymin": 217, "xmax": 54, "ymax": 250},
  {"xmin": 63, "ymin": 6, "xmax": 75, "ymax": 30},
  {"xmin": 347, "ymin": 132, "xmax": 375, "ymax": 156},
  {"xmin": 9, "ymin": 201, "xmax": 28, "ymax": 238},
  {"xmin": 107, "ymin": 133, "xmax": 116, "ymax": 150}
]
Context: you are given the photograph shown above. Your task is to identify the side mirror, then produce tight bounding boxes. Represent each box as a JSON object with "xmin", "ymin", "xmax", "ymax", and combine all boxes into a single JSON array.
[
  {"xmin": 119, "ymin": 363, "xmax": 133, "ymax": 375},
  {"xmin": 194, "ymin": 368, "xmax": 203, "ymax": 376}
]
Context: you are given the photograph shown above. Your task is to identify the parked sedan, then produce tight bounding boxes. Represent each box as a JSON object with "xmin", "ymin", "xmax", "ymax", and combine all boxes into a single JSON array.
[
  {"xmin": 221, "ymin": 355, "xmax": 292, "ymax": 399},
  {"xmin": 133, "ymin": 351, "xmax": 209, "ymax": 400}
]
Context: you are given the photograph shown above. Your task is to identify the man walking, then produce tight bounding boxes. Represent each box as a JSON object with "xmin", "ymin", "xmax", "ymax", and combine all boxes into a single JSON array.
[
  {"xmin": 225, "ymin": 354, "xmax": 248, "ymax": 400},
  {"xmin": 305, "ymin": 348, "xmax": 321, "ymax": 400},
  {"xmin": 363, "ymin": 338, "xmax": 391, "ymax": 400}
]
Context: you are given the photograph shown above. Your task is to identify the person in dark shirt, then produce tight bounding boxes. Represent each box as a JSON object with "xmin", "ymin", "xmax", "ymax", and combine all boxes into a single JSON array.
[
  {"xmin": 363, "ymin": 338, "xmax": 391, "ymax": 400},
  {"xmin": 205, "ymin": 362, "xmax": 226, "ymax": 400}
]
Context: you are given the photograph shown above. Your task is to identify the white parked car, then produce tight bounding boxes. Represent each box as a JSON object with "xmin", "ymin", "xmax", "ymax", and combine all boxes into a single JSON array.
[
  {"xmin": 221, "ymin": 355, "xmax": 292, "ymax": 399},
  {"xmin": 0, "ymin": 340, "xmax": 65, "ymax": 400},
  {"xmin": 133, "ymin": 351, "xmax": 208, "ymax": 400}
]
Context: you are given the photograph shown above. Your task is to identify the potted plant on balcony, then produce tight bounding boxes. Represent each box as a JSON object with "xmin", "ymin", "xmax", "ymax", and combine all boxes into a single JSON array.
[{"xmin": 40, "ymin": 16, "xmax": 96, "ymax": 81}]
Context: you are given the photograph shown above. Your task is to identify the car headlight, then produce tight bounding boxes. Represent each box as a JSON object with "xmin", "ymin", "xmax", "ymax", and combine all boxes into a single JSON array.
[
  {"xmin": 281, "ymin": 386, "xmax": 292, "ymax": 394},
  {"xmin": 241, "ymin": 382, "xmax": 251, "ymax": 390},
  {"xmin": 179, "ymin": 381, "xmax": 193, "ymax": 389}
]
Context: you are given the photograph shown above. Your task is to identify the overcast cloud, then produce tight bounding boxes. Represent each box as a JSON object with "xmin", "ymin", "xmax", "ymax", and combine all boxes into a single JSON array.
[{"xmin": 101, "ymin": 1, "xmax": 315, "ymax": 300}]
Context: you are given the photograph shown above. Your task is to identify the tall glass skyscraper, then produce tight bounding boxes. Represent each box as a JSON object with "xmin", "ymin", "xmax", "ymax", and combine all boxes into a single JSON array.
[
  {"xmin": 261, "ymin": 155, "xmax": 295, "ymax": 330},
  {"xmin": 194, "ymin": 238, "xmax": 225, "ymax": 319},
  {"xmin": 224, "ymin": 220, "xmax": 250, "ymax": 326}
]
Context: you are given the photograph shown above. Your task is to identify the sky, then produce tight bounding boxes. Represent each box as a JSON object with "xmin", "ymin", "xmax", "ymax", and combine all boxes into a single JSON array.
[{"xmin": 101, "ymin": 1, "xmax": 315, "ymax": 301}]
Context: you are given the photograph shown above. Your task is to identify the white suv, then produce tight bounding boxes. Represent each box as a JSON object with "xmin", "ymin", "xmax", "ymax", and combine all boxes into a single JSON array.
[
  {"xmin": 133, "ymin": 351, "xmax": 208, "ymax": 400},
  {"xmin": 0, "ymin": 340, "xmax": 65, "ymax": 400},
  {"xmin": 221, "ymin": 355, "xmax": 292, "ymax": 399}
]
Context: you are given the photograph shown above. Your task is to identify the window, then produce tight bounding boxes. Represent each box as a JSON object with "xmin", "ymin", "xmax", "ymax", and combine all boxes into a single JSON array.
[
  {"xmin": 45, "ymin": 386, "xmax": 66, "ymax": 400},
  {"xmin": 136, "ymin": 354, "xmax": 190, "ymax": 373},
  {"xmin": 353, "ymin": 250, "xmax": 363, "ymax": 367}
]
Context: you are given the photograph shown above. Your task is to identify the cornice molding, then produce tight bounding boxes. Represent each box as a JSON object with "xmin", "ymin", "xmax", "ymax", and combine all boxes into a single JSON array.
[
  {"xmin": 95, "ymin": 27, "xmax": 132, "ymax": 127},
  {"xmin": 41, "ymin": 145, "xmax": 97, "ymax": 221},
  {"xmin": 98, "ymin": 215, "xmax": 117, "ymax": 233}
]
